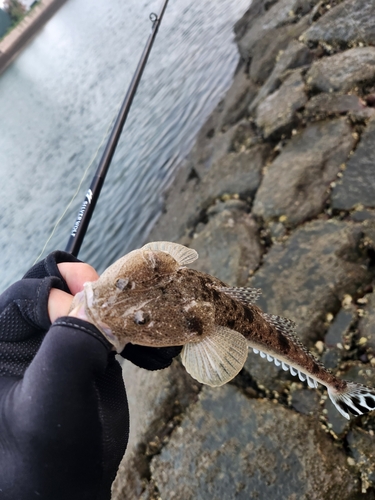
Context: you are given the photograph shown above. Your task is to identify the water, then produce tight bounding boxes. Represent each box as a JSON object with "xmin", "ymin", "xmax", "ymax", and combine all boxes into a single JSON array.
[{"xmin": 0, "ymin": 0, "xmax": 250, "ymax": 291}]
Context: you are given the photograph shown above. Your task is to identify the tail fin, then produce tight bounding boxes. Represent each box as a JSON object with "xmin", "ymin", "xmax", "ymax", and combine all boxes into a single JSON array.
[{"xmin": 328, "ymin": 382, "xmax": 375, "ymax": 420}]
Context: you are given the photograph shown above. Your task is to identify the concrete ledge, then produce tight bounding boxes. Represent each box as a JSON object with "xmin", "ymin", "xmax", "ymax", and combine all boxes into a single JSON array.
[{"xmin": 0, "ymin": 0, "xmax": 68, "ymax": 75}]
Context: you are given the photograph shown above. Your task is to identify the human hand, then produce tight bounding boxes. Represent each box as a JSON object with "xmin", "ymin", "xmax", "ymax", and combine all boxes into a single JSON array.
[{"xmin": 48, "ymin": 261, "xmax": 99, "ymax": 322}]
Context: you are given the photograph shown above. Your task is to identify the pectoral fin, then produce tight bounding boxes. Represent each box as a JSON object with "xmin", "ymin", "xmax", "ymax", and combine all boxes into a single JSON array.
[
  {"xmin": 181, "ymin": 326, "xmax": 248, "ymax": 387},
  {"xmin": 142, "ymin": 241, "xmax": 198, "ymax": 266}
]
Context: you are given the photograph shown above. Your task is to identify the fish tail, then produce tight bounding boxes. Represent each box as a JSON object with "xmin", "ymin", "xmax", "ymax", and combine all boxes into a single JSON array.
[{"xmin": 328, "ymin": 381, "xmax": 375, "ymax": 420}]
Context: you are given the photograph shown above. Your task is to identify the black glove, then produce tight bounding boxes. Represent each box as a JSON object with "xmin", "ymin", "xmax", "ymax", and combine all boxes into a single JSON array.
[
  {"xmin": 22, "ymin": 249, "xmax": 81, "ymax": 283},
  {"xmin": 0, "ymin": 250, "xmax": 81, "ymax": 377},
  {"xmin": 121, "ymin": 343, "xmax": 182, "ymax": 370}
]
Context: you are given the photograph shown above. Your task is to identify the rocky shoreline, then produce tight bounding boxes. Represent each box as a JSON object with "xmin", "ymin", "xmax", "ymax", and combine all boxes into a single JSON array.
[
  {"xmin": 113, "ymin": 1, "xmax": 375, "ymax": 498},
  {"xmin": 0, "ymin": 0, "xmax": 67, "ymax": 75}
]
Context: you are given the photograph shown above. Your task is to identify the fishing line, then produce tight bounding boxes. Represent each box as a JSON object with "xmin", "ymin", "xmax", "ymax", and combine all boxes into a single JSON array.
[
  {"xmin": 65, "ymin": 0, "xmax": 169, "ymax": 257},
  {"xmin": 35, "ymin": 0, "xmax": 169, "ymax": 262},
  {"xmin": 33, "ymin": 109, "xmax": 119, "ymax": 264}
]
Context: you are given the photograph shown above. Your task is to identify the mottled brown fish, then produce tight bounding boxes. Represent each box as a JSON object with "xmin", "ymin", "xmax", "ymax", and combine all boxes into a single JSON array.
[{"xmin": 71, "ymin": 241, "xmax": 375, "ymax": 420}]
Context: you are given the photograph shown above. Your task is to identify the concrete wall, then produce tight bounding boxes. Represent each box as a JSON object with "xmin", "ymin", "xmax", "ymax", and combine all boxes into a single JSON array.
[{"xmin": 0, "ymin": 0, "xmax": 68, "ymax": 75}]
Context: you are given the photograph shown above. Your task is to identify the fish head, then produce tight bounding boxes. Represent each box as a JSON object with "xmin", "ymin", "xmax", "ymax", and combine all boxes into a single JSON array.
[
  {"xmin": 97, "ymin": 294, "xmax": 214, "ymax": 350},
  {"xmin": 98, "ymin": 247, "xmax": 181, "ymax": 289},
  {"xmin": 82, "ymin": 247, "xmax": 213, "ymax": 351}
]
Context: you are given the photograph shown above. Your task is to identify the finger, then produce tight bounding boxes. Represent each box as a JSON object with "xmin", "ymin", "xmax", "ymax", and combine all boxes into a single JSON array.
[
  {"xmin": 57, "ymin": 262, "xmax": 99, "ymax": 295},
  {"xmin": 48, "ymin": 288, "xmax": 74, "ymax": 323}
]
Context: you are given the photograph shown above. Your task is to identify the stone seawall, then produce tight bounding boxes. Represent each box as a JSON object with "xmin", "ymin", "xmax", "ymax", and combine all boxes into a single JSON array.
[
  {"xmin": 111, "ymin": 0, "xmax": 375, "ymax": 498},
  {"xmin": 0, "ymin": 0, "xmax": 68, "ymax": 75}
]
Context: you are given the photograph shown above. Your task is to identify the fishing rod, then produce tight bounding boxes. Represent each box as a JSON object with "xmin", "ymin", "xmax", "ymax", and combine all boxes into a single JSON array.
[{"xmin": 65, "ymin": 0, "xmax": 169, "ymax": 257}]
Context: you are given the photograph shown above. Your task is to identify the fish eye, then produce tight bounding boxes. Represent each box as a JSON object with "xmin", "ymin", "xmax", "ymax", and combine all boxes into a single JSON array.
[
  {"xmin": 134, "ymin": 310, "xmax": 151, "ymax": 325},
  {"xmin": 115, "ymin": 278, "xmax": 131, "ymax": 291}
]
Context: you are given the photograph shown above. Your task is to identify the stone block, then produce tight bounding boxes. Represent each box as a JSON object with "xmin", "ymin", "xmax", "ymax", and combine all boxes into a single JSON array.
[
  {"xmin": 249, "ymin": 39, "xmax": 313, "ymax": 114},
  {"xmin": 248, "ymin": 220, "xmax": 372, "ymax": 346},
  {"xmin": 306, "ymin": 47, "xmax": 375, "ymax": 93},
  {"xmin": 253, "ymin": 118, "xmax": 355, "ymax": 225},
  {"xmin": 255, "ymin": 70, "xmax": 307, "ymax": 138},
  {"xmin": 331, "ymin": 118, "xmax": 375, "ymax": 210},
  {"xmin": 218, "ymin": 69, "xmax": 258, "ymax": 129},
  {"xmin": 149, "ymin": 144, "xmax": 269, "ymax": 241},
  {"xmin": 358, "ymin": 292, "xmax": 375, "ymax": 355},
  {"xmin": 302, "ymin": 0, "xmax": 375, "ymax": 47},
  {"xmin": 112, "ymin": 361, "xmax": 198, "ymax": 499},
  {"xmin": 249, "ymin": 19, "xmax": 311, "ymax": 84},
  {"xmin": 190, "ymin": 200, "xmax": 262, "ymax": 286},
  {"xmin": 151, "ymin": 385, "xmax": 360, "ymax": 499},
  {"xmin": 304, "ymin": 93, "xmax": 375, "ymax": 121}
]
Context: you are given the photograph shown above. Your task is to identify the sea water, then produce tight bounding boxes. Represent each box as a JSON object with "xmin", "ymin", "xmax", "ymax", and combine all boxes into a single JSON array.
[{"xmin": 0, "ymin": 0, "xmax": 250, "ymax": 290}]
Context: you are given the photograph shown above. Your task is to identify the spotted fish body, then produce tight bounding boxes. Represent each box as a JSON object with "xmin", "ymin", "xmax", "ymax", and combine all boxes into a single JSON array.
[{"xmin": 71, "ymin": 241, "xmax": 375, "ymax": 420}]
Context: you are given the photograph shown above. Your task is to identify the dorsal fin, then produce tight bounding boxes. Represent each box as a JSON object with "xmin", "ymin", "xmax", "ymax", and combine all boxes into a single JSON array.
[
  {"xmin": 181, "ymin": 326, "xmax": 248, "ymax": 386},
  {"xmin": 262, "ymin": 312, "xmax": 316, "ymax": 357},
  {"xmin": 262, "ymin": 312, "xmax": 297, "ymax": 336},
  {"xmin": 141, "ymin": 241, "xmax": 198, "ymax": 266},
  {"xmin": 219, "ymin": 287, "xmax": 262, "ymax": 306}
]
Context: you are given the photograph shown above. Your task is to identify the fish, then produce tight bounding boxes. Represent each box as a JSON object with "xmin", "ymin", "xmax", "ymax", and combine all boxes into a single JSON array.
[{"xmin": 70, "ymin": 241, "xmax": 375, "ymax": 420}]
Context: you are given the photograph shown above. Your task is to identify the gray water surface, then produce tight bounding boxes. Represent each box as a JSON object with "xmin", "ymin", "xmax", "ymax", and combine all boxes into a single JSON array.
[{"xmin": 0, "ymin": 0, "xmax": 250, "ymax": 291}]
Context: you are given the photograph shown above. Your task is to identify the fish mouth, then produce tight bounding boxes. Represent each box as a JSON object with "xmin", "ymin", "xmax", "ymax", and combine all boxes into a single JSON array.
[
  {"xmin": 83, "ymin": 281, "xmax": 102, "ymax": 326},
  {"xmin": 84, "ymin": 281, "xmax": 94, "ymax": 308},
  {"xmin": 70, "ymin": 289, "xmax": 84, "ymax": 311},
  {"xmin": 82, "ymin": 282, "xmax": 125, "ymax": 352},
  {"xmin": 69, "ymin": 290, "xmax": 88, "ymax": 320}
]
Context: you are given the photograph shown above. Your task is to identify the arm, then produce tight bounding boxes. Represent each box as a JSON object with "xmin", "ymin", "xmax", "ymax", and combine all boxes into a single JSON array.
[{"xmin": 0, "ymin": 258, "xmax": 127, "ymax": 500}]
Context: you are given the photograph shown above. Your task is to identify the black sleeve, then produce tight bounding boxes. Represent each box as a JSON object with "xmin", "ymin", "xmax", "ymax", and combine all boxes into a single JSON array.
[
  {"xmin": 0, "ymin": 268, "xmax": 128, "ymax": 500},
  {"xmin": 0, "ymin": 317, "xmax": 129, "ymax": 500}
]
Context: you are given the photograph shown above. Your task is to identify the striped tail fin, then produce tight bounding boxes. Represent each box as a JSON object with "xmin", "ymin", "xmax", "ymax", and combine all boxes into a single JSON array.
[{"xmin": 328, "ymin": 382, "xmax": 375, "ymax": 420}]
